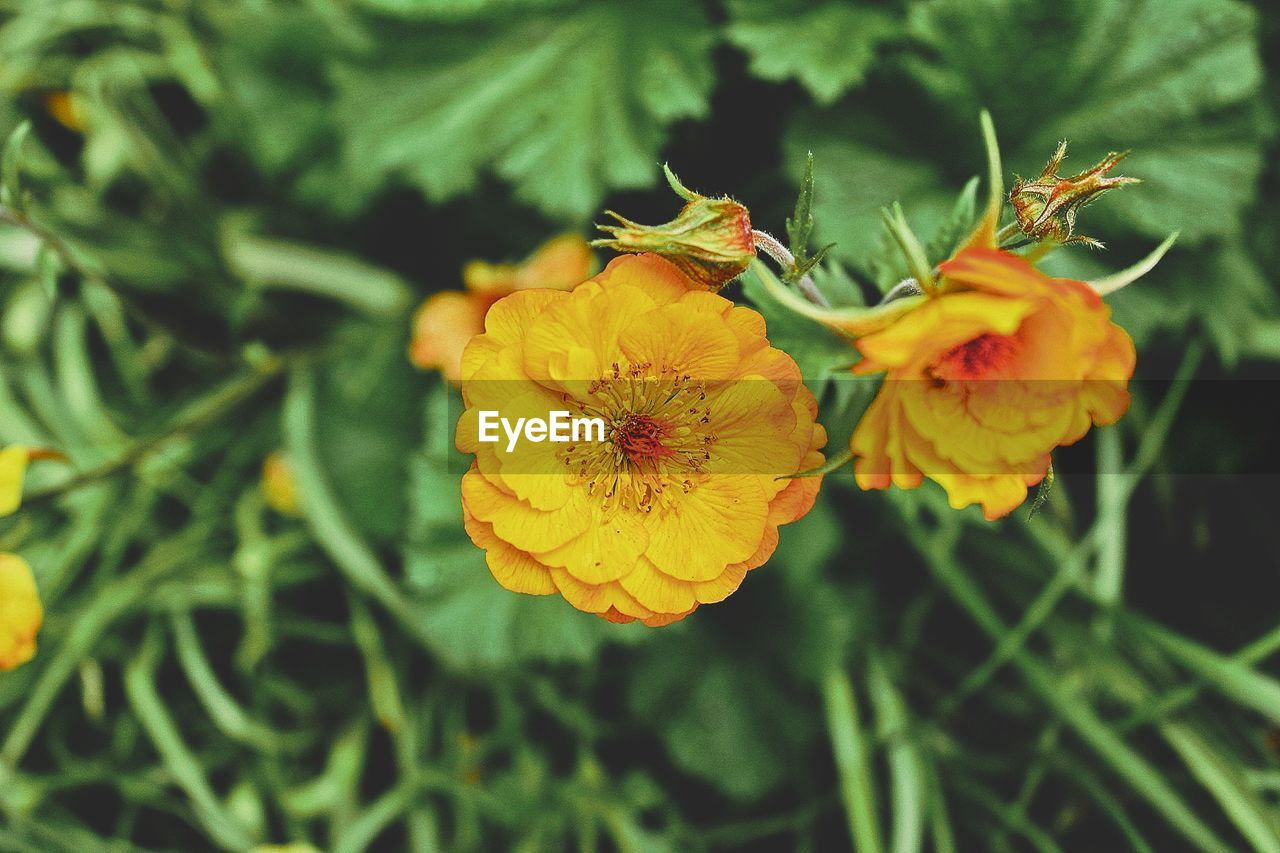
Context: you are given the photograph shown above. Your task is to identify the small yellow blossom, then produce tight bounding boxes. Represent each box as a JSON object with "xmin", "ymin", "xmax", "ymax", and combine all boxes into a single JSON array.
[{"xmin": 0, "ymin": 553, "xmax": 42, "ymax": 671}]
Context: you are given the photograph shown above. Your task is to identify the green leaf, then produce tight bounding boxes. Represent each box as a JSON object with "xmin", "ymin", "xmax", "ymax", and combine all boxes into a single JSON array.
[
  {"xmin": 1, "ymin": 120, "xmax": 31, "ymax": 211},
  {"xmin": 629, "ymin": 629, "xmax": 819, "ymax": 800},
  {"xmin": 331, "ymin": 1, "xmax": 714, "ymax": 220},
  {"xmin": 311, "ymin": 326, "xmax": 423, "ymax": 545},
  {"xmin": 1042, "ymin": 237, "xmax": 1275, "ymax": 363},
  {"xmin": 903, "ymin": 0, "xmax": 1269, "ymax": 245},
  {"xmin": 866, "ymin": 177, "xmax": 977, "ymax": 292},
  {"xmin": 792, "ymin": 0, "xmax": 1269, "ymax": 271},
  {"xmin": 784, "ymin": 117, "xmax": 961, "ymax": 267},
  {"xmin": 725, "ymin": 0, "xmax": 900, "ymax": 105},
  {"xmin": 354, "ymin": 0, "xmax": 571, "ymax": 17}
]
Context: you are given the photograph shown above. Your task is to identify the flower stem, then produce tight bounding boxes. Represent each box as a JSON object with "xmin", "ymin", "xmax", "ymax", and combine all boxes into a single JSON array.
[
  {"xmin": 751, "ymin": 229, "xmax": 830, "ymax": 307},
  {"xmin": 22, "ymin": 356, "xmax": 286, "ymax": 507},
  {"xmin": 995, "ymin": 222, "xmax": 1022, "ymax": 244},
  {"xmin": 823, "ymin": 666, "xmax": 885, "ymax": 853}
]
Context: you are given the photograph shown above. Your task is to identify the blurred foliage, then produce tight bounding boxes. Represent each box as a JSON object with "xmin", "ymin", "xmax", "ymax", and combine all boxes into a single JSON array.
[{"xmin": 0, "ymin": 0, "xmax": 1279, "ymax": 851}]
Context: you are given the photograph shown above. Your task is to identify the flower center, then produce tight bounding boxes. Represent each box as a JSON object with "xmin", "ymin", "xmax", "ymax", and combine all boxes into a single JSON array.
[
  {"xmin": 558, "ymin": 362, "xmax": 716, "ymax": 512},
  {"xmin": 615, "ymin": 414, "xmax": 675, "ymax": 461},
  {"xmin": 931, "ymin": 333, "xmax": 1018, "ymax": 382}
]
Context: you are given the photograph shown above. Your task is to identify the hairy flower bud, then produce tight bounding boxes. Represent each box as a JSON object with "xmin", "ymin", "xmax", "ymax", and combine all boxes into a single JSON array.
[
  {"xmin": 593, "ymin": 166, "xmax": 754, "ymax": 291},
  {"xmin": 1010, "ymin": 142, "xmax": 1139, "ymax": 248}
]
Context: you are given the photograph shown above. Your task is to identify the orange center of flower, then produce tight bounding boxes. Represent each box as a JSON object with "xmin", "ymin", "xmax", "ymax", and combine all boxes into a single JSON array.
[
  {"xmin": 558, "ymin": 362, "xmax": 715, "ymax": 512},
  {"xmin": 615, "ymin": 414, "xmax": 676, "ymax": 461},
  {"xmin": 930, "ymin": 333, "xmax": 1019, "ymax": 382}
]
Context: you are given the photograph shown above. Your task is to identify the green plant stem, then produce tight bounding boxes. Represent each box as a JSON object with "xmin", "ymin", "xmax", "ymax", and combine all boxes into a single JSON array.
[
  {"xmin": 282, "ymin": 365, "xmax": 428, "ymax": 645},
  {"xmin": 21, "ymin": 356, "xmax": 285, "ymax": 508},
  {"xmin": 124, "ymin": 624, "xmax": 255, "ymax": 851},
  {"xmin": 823, "ymin": 666, "xmax": 884, "ymax": 853},
  {"xmin": 914, "ymin": 519, "xmax": 1232, "ymax": 853},
  {"xmin": 1094, "ymin": 426, "xmax": 1127, "ymax": 604},
  {"xmin": 752, "ymin": 229, "xmax": 830, "ymax": 307}
]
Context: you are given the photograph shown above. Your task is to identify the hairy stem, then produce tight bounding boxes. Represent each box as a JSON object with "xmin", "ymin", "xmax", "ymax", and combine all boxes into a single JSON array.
[{"xmin": 752, "ymin": 229, "xmax": 830, "ymax": 308}]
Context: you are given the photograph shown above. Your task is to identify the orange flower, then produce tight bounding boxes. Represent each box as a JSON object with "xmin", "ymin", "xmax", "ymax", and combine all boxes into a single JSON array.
[
  {"xmin": 455, "ymin": 254, "xmax": 825, "ymax": 625},
  {"xmin": 409, "ymin": 235, "xmax": 594, "ymax": 382},
  {"xmin": 839, "ymin": 117, "xmax": 1143, "ymax": 519},
  {"xmin": 850, "ymin": 247, "xmax": 1134, "ymax": 519},
  {"xmin": 0, "ymin": 553, "xmax": 42, "ymax": 671}
]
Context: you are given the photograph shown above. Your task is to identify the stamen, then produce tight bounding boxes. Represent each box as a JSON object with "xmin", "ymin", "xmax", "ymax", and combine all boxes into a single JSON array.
[{"xmin": 558, "ymin": 364, "xmax": 717, "ymax": 512}]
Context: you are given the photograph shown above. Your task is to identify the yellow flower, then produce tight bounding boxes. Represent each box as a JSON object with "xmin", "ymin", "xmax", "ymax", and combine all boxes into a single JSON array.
[
  {"xmin": 456, "ymin": 253, "xmax": 825, "ymax": 626},
  {"xmin": 0, "ymin": 553, "xmax": 42, "ymax": 671},
  {"xmin": 262, "ymin": 451, "xmax": 301, "ymax": 516},
  {"xmin": 410, "ymin": 235, "xmax": 594, "ymax": 382},
  {"xmin": 0, "ymin": 445, "xmax": 30, "ymax": 517},
  {"xmin": 849, "ymin": 247, "xmax": 1134, "ymax": 519}
]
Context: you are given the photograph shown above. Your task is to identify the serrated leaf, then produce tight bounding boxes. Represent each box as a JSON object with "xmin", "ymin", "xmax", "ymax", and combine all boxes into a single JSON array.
[
  {"xmin": 924, "ymin": 175, "xmax": 979, "ymax": 265},
  {"xmin": 726, "ymin": 0, "xmax": 899, "ymax": 105},
  {"xmin": 903, "ymin": 0, "xmax": 1269, "ymax": 245},
  {"xmin": 331, "ymin": 1, "xmax": 714, "ymax": 220}
]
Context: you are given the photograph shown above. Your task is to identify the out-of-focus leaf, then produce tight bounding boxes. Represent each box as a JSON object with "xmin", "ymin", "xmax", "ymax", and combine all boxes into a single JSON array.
[
  {"xmin": 629, "ymin": 629, "xmax": 818, "ymax": 800},
  {"xmin": 313, "ymin": 325, "xmax": 423, "ymax": 544},
  {"xmin": 904, "ymin": 0, "xmax": 1269, "ymax": 245},
  {"xmin": 1042, "ymin": 237, "xmax": 1275, "ymax": 362},
  {"xmin": 626, "ymin": 503, "xmax": 853, "ymax": 799},
  {"xmin": 1, "ymin": 120, "xmax": 31, "ymax": 210},
  {"xmin": 354, "ymin": 0, "xmax": 571, "ymax": 18},
  {"xmin": 330, "ymin": 0, "xmax": 714, "ymax": 220},
  {"xmin": 794, "ymin": 0, "xmax": 1270, "ymax": 269},
  {"xmin": 726, "ymin": 0, "xmax": 899, "ymax": 105},
  {"xmin": 784, "ymin": 119, "xmax": 960, "ymax": 266}
]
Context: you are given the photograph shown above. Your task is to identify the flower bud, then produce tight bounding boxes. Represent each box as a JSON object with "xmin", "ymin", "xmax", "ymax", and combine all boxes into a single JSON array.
[
  {"xmin": 0, "ymin": 445, "xmax": 29, "ymax": 517},
  {"xmin": 262, "ymin": 451, "xmax": 302, "ymax": 516},
  {"xmin": 593, "ymin": 166, "xmax": 754, "ymax": 291},
  {"xmin": 0, "ymin": 553, "xmax": 42, "ymax": 671},
  {"xmin": 1010, "ymin": 142, "xmax": 1139, "ymax": 248}
]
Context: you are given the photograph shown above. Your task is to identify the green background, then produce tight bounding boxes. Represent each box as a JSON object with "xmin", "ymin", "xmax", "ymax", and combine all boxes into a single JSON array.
[{"xmin": 1, "ymin": 0, "xmax": 1279, "ymax": 850}]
